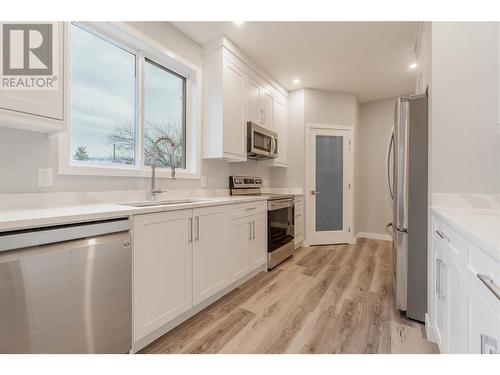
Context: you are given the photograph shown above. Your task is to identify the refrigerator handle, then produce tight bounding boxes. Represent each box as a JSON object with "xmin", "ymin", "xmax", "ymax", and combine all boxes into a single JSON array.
[{"xmin": 385, "ymin": 126, "xmax": 395, "ymax": 206}]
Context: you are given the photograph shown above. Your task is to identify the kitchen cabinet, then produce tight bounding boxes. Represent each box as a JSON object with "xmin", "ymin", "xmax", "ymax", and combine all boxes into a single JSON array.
[
  {"xmin": 133, "ymin": 210, "xmax": 193, "ymax": 342},
  {"xmin": 133, "ymin": 201, "xmax": 268, "ymax": 350},
  {"xmin": 202, "ymin": 36, "xmax": 288, "ymax": 163},
  {"xmin": 294, "ymin": 196, "xmax": 304, "ymax": 248},
  {"xmin": 463, "ymin": 277, "xmax": 500, "ymax": 353},
  {"xmin": 203, "ymin": 56, "xmax": 246, "ymax": 161},
  {"xmin": 192, "ymin": 205, "xmax": 229, "ymax": 305},
  {"xmin": 228, "ymin": 203, "xmax": 267, "ymax": 282},
  {"xmin": 245, "ymin": 77, "xmax": 262, "ymax": 125},
  {"xmin": 428, "ymin": 213, "xmax": 500, "ymax": 354},
  {"xmin": 228, "ymin": 216, "xmax": 253, "ymax": 281},
  {"xmin": 262, "ymin": 96, "xmax": 288, "ymax": 167},
  {"xmin": 249, "ymin": 212, "xmax": 267, "ymax": 269},
  {"xmin": 0, "ymin": 22, "xmax": 66, "ymax": 134}
]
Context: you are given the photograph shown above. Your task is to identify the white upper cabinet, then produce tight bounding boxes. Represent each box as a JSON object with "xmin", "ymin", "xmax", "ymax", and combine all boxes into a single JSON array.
[
  {"xmin": 202, "ymin": 37, "xmax": 288, "ymax": 163},
  {"xmin": 260, "ymin": 88, "xmax": 274, "ymax": 128},
  {"xmin": 0, "ymin": 22, "xmax": 66, "ymax": 133},
  {"xmin": 245, "ymin": 77, "xmax": 262, "ymax": 125},
  {"xmin": 261, "ymin": 96, "xmax": 288, "ymax": 167}
]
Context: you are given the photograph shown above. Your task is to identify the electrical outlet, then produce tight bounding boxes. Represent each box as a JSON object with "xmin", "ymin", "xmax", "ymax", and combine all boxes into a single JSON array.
[{"xmin": 37, "ymin": 168, "xmax": 53, "ymax": 187}]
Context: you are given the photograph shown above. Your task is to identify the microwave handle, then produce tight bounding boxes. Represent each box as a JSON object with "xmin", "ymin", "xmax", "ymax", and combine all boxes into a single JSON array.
[{"xmin": 270, "ymin": 136, "xmax": 276, "ymax": 154}]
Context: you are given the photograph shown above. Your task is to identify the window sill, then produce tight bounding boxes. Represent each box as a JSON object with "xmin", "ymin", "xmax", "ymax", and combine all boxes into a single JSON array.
[{"xmin": 58, "ymin": 162, "xmax": 200, "ymax": 179}]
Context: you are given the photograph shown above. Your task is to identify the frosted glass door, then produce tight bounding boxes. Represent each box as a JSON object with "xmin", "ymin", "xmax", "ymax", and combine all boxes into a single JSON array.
[
  {"xmin": 315, "ymin": 135, "xmax": 343, "ymax": 231},
  {"xmin": 309, "ymin": 129, "xmax": 351, "ymax": 245}
]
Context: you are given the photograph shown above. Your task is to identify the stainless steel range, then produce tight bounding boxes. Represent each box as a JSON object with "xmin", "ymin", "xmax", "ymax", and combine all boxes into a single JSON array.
[{"xmin": 229, "ymin": 176, "xmax": 295, "ymax": 269}]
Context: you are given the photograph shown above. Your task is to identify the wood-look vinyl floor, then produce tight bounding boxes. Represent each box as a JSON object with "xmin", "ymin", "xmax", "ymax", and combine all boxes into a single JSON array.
[{"xmin": 141, "ymin": 239, "xmax": 439, "ymax": 354}]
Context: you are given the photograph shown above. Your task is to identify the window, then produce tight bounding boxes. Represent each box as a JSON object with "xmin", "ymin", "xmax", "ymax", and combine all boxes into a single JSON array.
[
  {"xmin": 70, "ymin": 24, "xmax": 136, "ymax": 166},
  {"xmin": 62, "ymin": 22, "xmax": 199, "ymax": 178},
  {"xmin": 143, "ymin": 59, "xmax": 186, "ymax": 169}
]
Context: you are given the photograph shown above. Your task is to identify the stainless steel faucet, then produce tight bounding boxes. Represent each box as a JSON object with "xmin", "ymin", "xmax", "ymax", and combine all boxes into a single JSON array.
[
  {"xmin": 149, "ymin": 136, "xmax": 177, "ymax": 200},
  {"xmin": 150, "ymin": 163, "xmax": 167, "ymax": 201}
]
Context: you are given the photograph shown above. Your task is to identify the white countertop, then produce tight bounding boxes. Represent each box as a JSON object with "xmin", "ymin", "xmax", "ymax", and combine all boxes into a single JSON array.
[
  {"xmin": 432, "ymin": 207, "xmax": 500, "ymax": 262},
  {"xmin": 0, "ymin": 196, "xmax": 268, "ymax": 232}
]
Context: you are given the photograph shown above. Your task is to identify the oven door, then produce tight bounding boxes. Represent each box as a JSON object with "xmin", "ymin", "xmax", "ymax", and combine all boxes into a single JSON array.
[
  {"xmin": 268, "ymin": 198, "xmax": 294, "ymax": 253},
  {"xmin": 248, "ymin": 122, "xmax": 278, "ymax": 159}
]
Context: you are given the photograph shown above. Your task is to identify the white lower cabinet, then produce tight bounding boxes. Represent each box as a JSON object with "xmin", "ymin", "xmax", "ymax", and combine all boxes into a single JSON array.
[
  {"xmin": 133, "ymin": 210, "xmax": 193, "ymax": 342},
  {"xmin": 133, "ymin": 201, "xmax": 267, "ymax": 349},
  {"xmin": 229, "ymin": 208, "xmax": 267, "ymax": 282},
  {"xmin": 429, "ymin": 213, "xmax": 500, "ymax": 354},
  {"xmin": 192, "ymin": 206, "xmax": 229, "ymax": 305},
  {"xmin": 250, "ymin": 212, "xmax": 267, "ymax": 269}
]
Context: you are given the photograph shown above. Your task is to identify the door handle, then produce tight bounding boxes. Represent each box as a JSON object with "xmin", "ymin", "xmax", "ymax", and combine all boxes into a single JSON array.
[
  {"xmin": 386, "ymin": 127, "xmax": 394, "ymax": 205},
  {"xmin": 311, "ymin": 190, "xmax": 320, "ymax": 195}
]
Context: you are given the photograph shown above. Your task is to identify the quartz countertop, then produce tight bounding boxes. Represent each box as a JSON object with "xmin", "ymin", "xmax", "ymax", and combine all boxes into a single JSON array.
[
  {"xmin": 0, "ymin": 196, "xmax": 268, "ymax": 232},
  {"xmin": 431, "ymin": 207, "xmax": 500, "ymax": 262}
]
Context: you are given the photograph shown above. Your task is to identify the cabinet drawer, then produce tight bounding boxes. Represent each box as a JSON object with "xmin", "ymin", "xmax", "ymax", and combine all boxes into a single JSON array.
[
  {"xmin": 229, "ymin": 201, "xmax": 267, "ymax": 219},
  {"xmin": 433, "ymin": 217, "xmax": 462, "ymax": 263},
  {"xmin": 463, "ymin": 239, "xmax": 500, "ymax": 309}
]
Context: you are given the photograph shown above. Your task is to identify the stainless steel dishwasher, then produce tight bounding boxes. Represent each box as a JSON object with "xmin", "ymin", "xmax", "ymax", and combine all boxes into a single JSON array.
[{"xmin": 0, "ymin": 218, "xmax": 132, "ymax": 354}]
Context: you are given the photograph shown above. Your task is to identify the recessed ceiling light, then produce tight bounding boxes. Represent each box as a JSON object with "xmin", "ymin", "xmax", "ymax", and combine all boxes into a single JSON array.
[
  {"xmin": 234, "ymin": 21, "xmax": 244, "ymax": 26},
  {"xmin": 409, "ymin": 63, "xmax": 417, "ymax": 70},
  {"xmin": 292, "ymin": 79, "xmax": 300, "ymax": 85}
]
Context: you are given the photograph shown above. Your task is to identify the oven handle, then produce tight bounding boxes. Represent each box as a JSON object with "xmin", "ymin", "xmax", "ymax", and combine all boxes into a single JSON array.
[{"xmin": 268, "ymin": 199, "xmax": 294, "ymax": 211}]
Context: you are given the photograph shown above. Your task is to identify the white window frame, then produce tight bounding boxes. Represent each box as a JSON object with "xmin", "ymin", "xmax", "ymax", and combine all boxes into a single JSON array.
[{"xmin": 58, "ymin": 22, "xmax": 202, "ymax": 179}]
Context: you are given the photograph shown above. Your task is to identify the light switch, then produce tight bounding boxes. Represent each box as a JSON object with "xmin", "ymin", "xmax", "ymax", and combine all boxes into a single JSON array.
[{"xmin": 37, "ymin": 168, "xmax": 53, "ymax": 187}]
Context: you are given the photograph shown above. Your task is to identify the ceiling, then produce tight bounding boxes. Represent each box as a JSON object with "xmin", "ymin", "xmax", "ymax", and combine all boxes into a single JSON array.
[{"xmin": 172, "ymin": 21, "xmax": 417, "ymax": 103}]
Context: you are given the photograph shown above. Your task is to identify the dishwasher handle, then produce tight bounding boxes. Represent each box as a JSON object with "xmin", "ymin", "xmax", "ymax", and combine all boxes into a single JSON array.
[{"xmin": 0, "ymin": 218, "xmax": 131, "ymax": 253}]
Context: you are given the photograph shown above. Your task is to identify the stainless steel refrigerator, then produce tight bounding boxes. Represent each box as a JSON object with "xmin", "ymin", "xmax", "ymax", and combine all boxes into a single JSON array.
[{"xmin": 386, "ymin": 92, "xmax": 428, "ymax": 322}]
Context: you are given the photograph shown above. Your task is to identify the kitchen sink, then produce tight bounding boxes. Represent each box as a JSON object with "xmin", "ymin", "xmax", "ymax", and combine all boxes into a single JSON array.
[{"xmin": 119, "ymin": 199, "xmax": 207, "ymax": 207}]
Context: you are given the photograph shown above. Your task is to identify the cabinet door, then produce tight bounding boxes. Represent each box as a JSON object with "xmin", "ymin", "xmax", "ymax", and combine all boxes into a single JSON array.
[
  {"xmin": 0, "ymin": 22, "xmax": 65, "ymax": 120},
  {"xmin": 447, "ymin": 256, "xmax": 465, "ymax": 353},
  {"xmin": 133, "ymin": 210, "xmax": 193, "ymax": 341},
  {"xmin": 250, "ymin": 213, "xmax": 267, "ymax": 269},
  {"xmin": 273, "ymin": 97, "xmax": 287, "ymax": 166},
  {"xmin": 261, "ymin": 88, "xmax": 274, "ymax": 128},
  {"xmin": 228, "ymin": 216, "xmax": 252, "ymax": 282},
  {"xmin": 433, "ymin": 238, "xmax": 448, "ymax": 352},
  {"xmin": 245, "ymin": 77, "xmax": 262, "ymax": 124},
  {"xmin": 463, "ymin": 278, "xmax": 500, "ymax": 354},
  {"xmin": 192, "ymin": 206, "xmax": 229, "ymax": 305},
  {"xmin": 223, "ymin": 60, "xmax": 246, "ymax": 157}
]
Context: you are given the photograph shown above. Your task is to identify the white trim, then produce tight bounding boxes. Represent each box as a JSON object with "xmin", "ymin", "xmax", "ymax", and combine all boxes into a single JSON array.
[
  {"xmin": 424, "ymin": 313, "xmax": 438, "ymax": 344},
  {"xmin": 58, "ymin": 22, "xmax": 202, "ymax": 179},
  {"xmin": 356, "ymin": 232, "xmax": 393, "ymax": 242},
  {"xmin": 305, "ymin": 123, "xmax": 355, "ymax": 246}
]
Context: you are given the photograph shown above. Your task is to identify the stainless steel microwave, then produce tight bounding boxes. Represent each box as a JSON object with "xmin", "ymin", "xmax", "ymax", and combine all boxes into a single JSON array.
[{"xmin": 247, "ymin": 122, "xmax": 278, "ymax": 159}]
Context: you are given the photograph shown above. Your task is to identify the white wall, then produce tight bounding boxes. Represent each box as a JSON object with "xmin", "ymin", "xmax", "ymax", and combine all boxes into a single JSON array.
[
  {"xmin": 430, "ymin": 22, "xmax": 500, "ymax": 195},
  {"xmin": 357, "ymin": 97, "xmax": 396, "ymax": 236},
  {"xmin": 0, "ymin": 22, "xmax": 272, "ymax": 194},
  {"xmin": 272, "ymin": 88, "xmax": 359, "ymax": 190}
]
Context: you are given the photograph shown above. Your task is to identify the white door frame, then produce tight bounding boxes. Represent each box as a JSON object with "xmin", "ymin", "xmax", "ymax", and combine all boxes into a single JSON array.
[{"xmin": 305, "ymin": 123, "xmax": 355, "ymax": 245}]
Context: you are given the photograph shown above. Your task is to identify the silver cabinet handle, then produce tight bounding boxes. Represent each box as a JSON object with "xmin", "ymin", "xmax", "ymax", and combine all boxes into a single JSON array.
[
  {"xmin": 440, "ymin": 260, "xmax": 446, "ymax": 300},
  {"xmin": 245, "ymin": 207, "xmax": 256, "ymax": 211},
  {"xmin": 477, "ymin": 274, "xmax": 500, "ymax": 301},
  {"xmin": 436, "ymin": 229, "xmax": 450, "ymax": 242},
  {"xmin": 386, "ymin": 127, "xmax": 394, "ymax": 204},
  {"xmin": 188, "ymin": 217, "xmax": 193, "ymax": 243},
  {"xmin": 195, "ymin": 216, "xmax": 200, "ymax": 241},
  {"xmin": 436, "ymin": 259, "xmax": 441, "ymax": 296},
  {"xmin": 249, "ymin": 222, "xmax": 252, "ymax": 240},
  {"xmin": 252, "ymin": 221, "xmax": 256, "ymax": 239}
]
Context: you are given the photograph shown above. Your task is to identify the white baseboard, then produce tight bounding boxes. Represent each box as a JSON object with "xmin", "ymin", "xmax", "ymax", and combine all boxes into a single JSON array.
[{"xmin": 356, "ymin": 232, "xmax": 393, "ymax": 242}]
